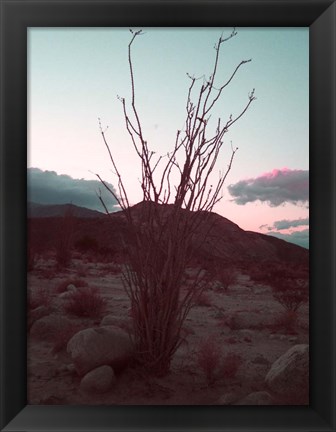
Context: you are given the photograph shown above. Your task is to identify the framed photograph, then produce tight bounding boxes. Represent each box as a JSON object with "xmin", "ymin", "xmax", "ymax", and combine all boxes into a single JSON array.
[{"xmin": 1, "ymin": 0, "xmax": 335, "ymax": 431}]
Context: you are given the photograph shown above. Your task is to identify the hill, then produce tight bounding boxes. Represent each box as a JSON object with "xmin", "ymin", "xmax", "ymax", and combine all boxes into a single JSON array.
[
  {"xmin": 28, "ymin": 201, "xmax": 308, "ymax": 269},
  {"xmin": 28, "ymin": 202, "xmax": 106, "ymax": 219}
]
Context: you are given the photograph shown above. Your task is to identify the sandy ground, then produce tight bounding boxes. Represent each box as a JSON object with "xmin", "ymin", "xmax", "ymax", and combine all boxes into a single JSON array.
[{"xmin": 27, "ymin": 254, "xmax": 309, "ymax": 405}]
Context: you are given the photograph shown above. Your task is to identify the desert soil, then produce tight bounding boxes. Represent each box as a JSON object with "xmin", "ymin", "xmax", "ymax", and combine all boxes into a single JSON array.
[{"xmin": 27, "ymin": 254, "xmax": 309, "ymax": 405}]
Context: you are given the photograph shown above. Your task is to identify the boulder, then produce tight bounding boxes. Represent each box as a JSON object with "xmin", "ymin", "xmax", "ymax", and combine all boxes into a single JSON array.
[
  {"xmin": 30, "ymin": 314, "xmax": 75, "ymax": 342},
  {"xmin": 67, "ymin": 326, "xmax": 134, "ymax": 375},
  {"xmin": 236, "ymin": 391, "xmax": 274, "ymax": 405},
  {"xmin": 80, "ymin": 365, "xmax": 116, "ymax": 393},
  {"xmin": 218, "ymin": 392, "xmax": 240, "ymax": 405},
  {"xmin": 100, "ymin": 315, "xmax": 132, "ymax": 333},
  {"xmin": 28, "ymin": 305, "xmax": 50, "ymax": 329},
  {"xmin": 100, "ymin": 314, "xmax": 119, "ymax": 326},
  {"xmin": 59, "ymin": 291, "xmax": 75, "ymax": 299},
  {"xmin": 265, "ymin": 344, "xmax": 309, "ymax": 403}
]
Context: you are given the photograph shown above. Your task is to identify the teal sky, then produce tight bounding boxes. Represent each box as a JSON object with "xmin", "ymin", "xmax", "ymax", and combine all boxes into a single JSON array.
[{"xmin": 28, "ymin": 27, "xmax": 309, "ymax": 247}]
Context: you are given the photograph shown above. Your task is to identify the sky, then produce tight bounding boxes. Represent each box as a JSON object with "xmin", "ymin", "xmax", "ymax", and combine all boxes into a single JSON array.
[{"xmin": 27, "ymin": 27, "xmax": 309, "ymax": 248}]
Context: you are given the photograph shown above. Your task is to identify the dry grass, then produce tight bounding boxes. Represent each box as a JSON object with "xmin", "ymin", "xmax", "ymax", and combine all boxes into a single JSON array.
[
  {"xmin": 196, "ymin": 336, "xmax": 222, "ymax": 385},
  {"xmin": 62, "ymin": 286, "xmax": 107, "ymax": 318}
]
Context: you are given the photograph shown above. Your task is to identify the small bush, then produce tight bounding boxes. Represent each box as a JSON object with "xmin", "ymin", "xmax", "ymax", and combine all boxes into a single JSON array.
[
  {"xmin": 98, "ymin": 246, "xmax": 116, "ymax": 263},
  {"xmin": 196, "ymin": 336, "xmax": 222, "ymax": 385},
  {"xmin": 74, "ymin": 235, "xmax": 99, "ymax": 254},
  {"xmin": 272, "ymin": 278, "xmax": 308, "ymax": 313},
  {"xmin": 76, "ymin": 265, "xmax": 88, "ymax": 278},
  {"xmin": 39, "ymin": 268, "xmax": 57, "ymax": 280},
  {"xmin": 215, "ymin": 268, "xmax": 237, "ymax": 291},
  {"xmin": 249, "ymin": 267, "xmax": 269, "ymax": 284},
  {"xmin": 56, "ymin": 207, "xmax": 74, "ymax": 268},
  {"xmin": 220, "ymin": 352, "xmax": 243, "ymax": 380},
  {"xmin": 63, "ymin": 286, "xmax": 107, "ymax": 318}
]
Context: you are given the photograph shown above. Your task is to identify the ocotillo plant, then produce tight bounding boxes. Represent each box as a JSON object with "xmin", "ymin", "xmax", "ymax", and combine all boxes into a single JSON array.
[{"xmin": 97, "ymin": 29, "xmax": 256, "ymax": 375}]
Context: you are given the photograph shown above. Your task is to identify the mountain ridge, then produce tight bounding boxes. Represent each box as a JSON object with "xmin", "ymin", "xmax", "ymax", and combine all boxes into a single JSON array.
[
  {"xmin": 28, "ymin": 201, "xmax": 308, "ymax": 267},
  {"xmin": 28, "ymin": 202, "xmax": 106, "ymax": 219}
]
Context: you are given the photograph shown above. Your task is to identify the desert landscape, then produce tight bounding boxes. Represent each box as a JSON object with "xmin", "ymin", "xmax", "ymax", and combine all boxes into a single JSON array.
[
  {"xmin": 26, "ymin": 28, "xmax": 309, "ymax": 406},
  {"xmin": 27, "ymin": 202, "xmax": 309, "ymax": 405}
]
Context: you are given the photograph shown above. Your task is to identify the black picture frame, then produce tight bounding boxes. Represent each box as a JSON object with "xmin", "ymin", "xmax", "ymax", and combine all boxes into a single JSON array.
[{"xmin": 0, "ymin": 0, "xmax": 335, "ymax": 431}]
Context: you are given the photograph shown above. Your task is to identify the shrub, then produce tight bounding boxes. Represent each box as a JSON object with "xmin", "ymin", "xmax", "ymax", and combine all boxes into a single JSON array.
[
  {"xmin": 74, "ymin": 235, "xmax": 99, "ymax": 254},
  {"xmin": 216, "ymin": 268, "xmax": 237, "ymax": 291},
  {"xmin": 220, "ymin": 352, "xmax": 243, "ymax": 380},
  {"xmin": 98, "ymin": 246, "xmax": 116, "ymax": 263},
  {"xmin": 62, "ymin": 286, "xmax": 107, "ymax": 318},
  {"xmin": 39, "ymin": 268, "xmax": 57, "ymax": 280},
  {"xmin": 196, "ymin": 336, "xmax": 222, "ymax": 385},
  {"xmin": 272, "ymin": 278, "xmax": 308, "ymax": 313},
  {"xmin": 249, "ymin": 266, "xmax": 269, "ymax": 284},
  {"xmin": 56, "ymin": 207, "xmax": 75, "ymax": 268},
  {"xmin": 76, "ymin": 265, "xmax": 88, "ymax": 278}
]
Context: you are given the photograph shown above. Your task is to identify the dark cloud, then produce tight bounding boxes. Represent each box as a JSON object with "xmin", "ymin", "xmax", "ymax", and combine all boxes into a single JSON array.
[
  {"xmin": 228, "ymin": 168, "xmax": 309, "ymax": 207},
  {"xmin": 267, "ymin": 229, "xmax": 309, "ymax": 249},
  {"xmin": 27, "ymin": 168, "xmax": 118, "ymax": 212},
  {"xmin": 272, "ymin": 217, "xmax": 309, "ymax": 230},
  {"xmin": 259, "ymin": 223, "xmax": 268, "ymax": 230},
  {"xmin": 260, "ymin": 217, "xmax": 309, "ymax": 231}
]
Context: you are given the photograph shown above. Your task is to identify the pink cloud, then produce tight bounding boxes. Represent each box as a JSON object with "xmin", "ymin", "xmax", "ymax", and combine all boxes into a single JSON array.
[{"xmin": 228, "ymin": 168, "xmax": 309, "ymax": 207}]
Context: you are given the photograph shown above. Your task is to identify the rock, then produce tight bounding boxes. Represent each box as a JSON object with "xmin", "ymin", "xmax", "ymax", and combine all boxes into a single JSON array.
[
  {"xmin": 67, "ymin": 326, "xmax": 134, "ymax": 375},
  {"xmin": 30, "ymin": 314, "xmax": 75, "ymax": 342},
  {"xmin": 80, "ymin": 365, "xmax": 116, "ymax": 393},
  {"xmin": 100, "ymin": 314, "xmax": 120, "ymax": 326},
  {"xmin": 218, "ymin": 392, "xmax": 240, "ymax": 405},
  {"xmin": 101, "ymin": 315, "xmax": 132, "ymax": 333},
  {"xmin": 66, "ymin": 284, "xmax": 77, "ymax": 292},
  {"xmin": 100, "ymin": 314, "xmax": 113, "ymax": 324},
  {"xmin": 67, "ymin": 364, "xmax": 76, "ymax": 373},
  {"xmin": 236, "ymin": 391, "xmax": 274, "ymax": 405},
  {"xmin": 38, "ymin": 395, "xmax": 66, "ymax": 405},
  {"xmin": 57, "ymin": 364, "xmax": 68, "ymax": 373},
  {"xmin": 28, "ymin": 305, "xmax": 50, "ymax": 329},
  {"xmin": 265, "ymin": 344, "xmax": 309, "ymax": 403},
  {"xmin": 59, "ymin": 291, "xmax": 74, "ymax": 299}
]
